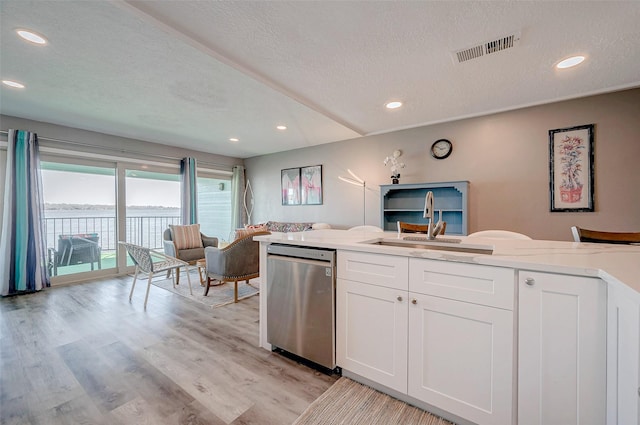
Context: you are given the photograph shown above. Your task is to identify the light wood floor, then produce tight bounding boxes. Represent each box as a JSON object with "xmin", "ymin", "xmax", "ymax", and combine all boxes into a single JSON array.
[{"xmin": 0, "ymin": 276, "xmax": 337, "ymax": 425}]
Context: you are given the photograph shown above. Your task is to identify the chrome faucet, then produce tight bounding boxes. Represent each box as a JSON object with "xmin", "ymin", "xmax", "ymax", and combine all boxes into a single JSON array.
[{"xmin": 422, "ymin": 191, "xmax": 444, "ymax": 240}]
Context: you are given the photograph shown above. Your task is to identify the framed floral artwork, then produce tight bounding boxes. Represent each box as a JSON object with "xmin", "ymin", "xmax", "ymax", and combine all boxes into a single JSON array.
[
  {"xmin": 549, "ymin": 124, "xmax": 595, "ymax": 212},
  {"xmin": 301, "ymin": 165, "xmax": 323, "ymax": 205},
  {"xmin": 281, "ymin": 167, "xmax": 301, "ymax": 205}
]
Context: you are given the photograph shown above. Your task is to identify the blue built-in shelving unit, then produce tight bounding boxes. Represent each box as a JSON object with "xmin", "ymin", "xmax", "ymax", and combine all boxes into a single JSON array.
[{"xmin": 380, "ymin": 181, "xmax": 469, "ymax": 235}]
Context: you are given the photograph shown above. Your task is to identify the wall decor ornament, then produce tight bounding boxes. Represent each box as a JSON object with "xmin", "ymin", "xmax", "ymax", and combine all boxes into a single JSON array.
[
  {"xmin": 549, "ymin": 124, "xmax": 594, "ymax": 212},
  {"xmin": 281, "ymin": 165, "xmax": 323, "ymax": 205},
  {"xmin": 383, "ymin": 149, "xmax": 405, "ymax": 184}
]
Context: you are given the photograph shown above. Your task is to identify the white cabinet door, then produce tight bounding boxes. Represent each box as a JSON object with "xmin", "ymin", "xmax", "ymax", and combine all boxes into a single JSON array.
[
  {"xmin": 409, "ymin": 258, "xmax": 515, "ymax": 310},
  {"xmin": 408, "ymin": 293, "xmax": 514, "ymax": 425},
  {"xmin": 338, "ymin": 250, "xmax": 408, "ymax": 290},
  {"xmin": 336, "ymin": 278, "xmax": 408, "ymax": 392},
  {"xmin": 518, "ymin": 271, "xmax": 606, "ymax": 425},
  {"xmin": 606, "ymin": 281, "xmax": 640, "ymax": 425}
]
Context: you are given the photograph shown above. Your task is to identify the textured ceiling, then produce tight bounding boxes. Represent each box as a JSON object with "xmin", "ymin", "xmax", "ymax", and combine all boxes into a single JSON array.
[{"xmin": 1, "ymin": 1, "xmax": 639, "ymax": 159}]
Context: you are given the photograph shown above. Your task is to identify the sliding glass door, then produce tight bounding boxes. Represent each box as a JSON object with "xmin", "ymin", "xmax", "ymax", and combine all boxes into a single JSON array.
[{"xmin": 40, "ymin": 160, "xmax": 117, "ymax": 281}]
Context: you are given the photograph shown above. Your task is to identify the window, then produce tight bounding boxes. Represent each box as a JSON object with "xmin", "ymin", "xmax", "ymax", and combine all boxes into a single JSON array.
[{"xmin": 197, "ymin": 176, "xmax": 232, "ymax": 242}]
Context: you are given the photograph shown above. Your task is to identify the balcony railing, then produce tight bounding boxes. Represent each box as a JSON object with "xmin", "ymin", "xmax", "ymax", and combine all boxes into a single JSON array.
[{"xmin": 43, "ymin": 215, "xmax": 181, "ymax": 252}]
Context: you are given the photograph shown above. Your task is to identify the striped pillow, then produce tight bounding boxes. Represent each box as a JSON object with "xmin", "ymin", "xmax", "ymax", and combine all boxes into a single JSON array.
[{"xmin": 169, "ymin": 224, "xmax": 203, "ymax": 250}]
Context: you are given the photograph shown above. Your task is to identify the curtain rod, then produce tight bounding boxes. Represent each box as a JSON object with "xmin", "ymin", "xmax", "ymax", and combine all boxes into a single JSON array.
[{"xmin": 0, "ymin": 129, "xmax": 237, "ymax": 171}]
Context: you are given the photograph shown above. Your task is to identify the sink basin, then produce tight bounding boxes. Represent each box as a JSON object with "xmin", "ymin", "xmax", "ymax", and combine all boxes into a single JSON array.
[{"xmin": 362, "ymin": 238, "xmax": 494, "ymax": 255}]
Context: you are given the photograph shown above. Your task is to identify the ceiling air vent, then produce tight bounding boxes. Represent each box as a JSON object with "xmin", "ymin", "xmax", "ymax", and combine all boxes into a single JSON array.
[{"xmin": 453, "ymin": 31, "xmax": 521, "ymax": 64}]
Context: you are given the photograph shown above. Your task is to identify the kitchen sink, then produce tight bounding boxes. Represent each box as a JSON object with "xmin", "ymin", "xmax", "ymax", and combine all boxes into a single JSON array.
[{"xmin": 361, "ymin": 237, "xmax": 494, "ymax": 255}]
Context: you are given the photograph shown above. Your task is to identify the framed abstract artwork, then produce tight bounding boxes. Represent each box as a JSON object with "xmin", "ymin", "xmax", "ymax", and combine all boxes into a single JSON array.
[
  {"xmin": 301, "ymin": 165, "xmax": 323, "ymax": 205},
  {"xmin": 281, "ymin": 168, "xmax": 301, "ymax": 205},
  {"xmin": 549, "ymin": 124, "xmax": 595, "ymax": 212}
]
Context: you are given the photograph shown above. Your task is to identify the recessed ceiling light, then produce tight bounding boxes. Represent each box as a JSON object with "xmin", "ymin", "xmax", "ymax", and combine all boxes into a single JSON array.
[
  {"xmin": 276, "ymin": 125, "xmax": 287, "ymax": 130},
  {"xmin": 556, "ymin": 55, "xmax": 585, "ymax": 69},
  {"xmin": 385, "ymin": 101, "xmax": 403, "ymax": 109},
  {"xmin": 2, "ymin": 80, "xmax": 25, "ymax": 89},
  {"xmin": 16, "ymin": 29, "xmax": 48, "ymax": 45},
  {"xmin": 229, "ymin": 138, "xmax": 239, "ymax": 142}
]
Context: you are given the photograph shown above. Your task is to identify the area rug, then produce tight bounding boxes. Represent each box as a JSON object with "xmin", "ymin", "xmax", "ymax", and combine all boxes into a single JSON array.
[
  {"xmin": 293, "ymin": 377, "xmax": 455, "ymax": 425},
  {"xmin": 150, "ymin": 274, "xmax": 259, "ymax": 308}
]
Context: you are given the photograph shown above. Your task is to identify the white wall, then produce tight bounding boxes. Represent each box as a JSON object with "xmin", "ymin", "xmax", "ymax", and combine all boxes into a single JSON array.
[{"xmin": 244, "ymin": 88, "xmax": 640, "ymax": 241}]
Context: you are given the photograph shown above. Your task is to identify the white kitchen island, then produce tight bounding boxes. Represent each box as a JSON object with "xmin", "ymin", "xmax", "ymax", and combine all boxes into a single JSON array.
[{"xmin": 254, "ymin": 230, "xmax": 640, "ymax": 425}]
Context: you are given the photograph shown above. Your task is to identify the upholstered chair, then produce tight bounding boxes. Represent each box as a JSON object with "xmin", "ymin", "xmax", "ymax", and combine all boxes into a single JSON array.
[
  {"xmin": 204, "ymin": 230, "xmax": 270, "ymax": 302},
  {"xmin": 163, "ymin": 224, "xmax": 218, "ymax": 283}
]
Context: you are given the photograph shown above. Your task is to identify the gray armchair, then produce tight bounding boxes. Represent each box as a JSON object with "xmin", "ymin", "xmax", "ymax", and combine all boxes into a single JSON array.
[
  {"xmin": 204, "ymin": 231, "xmax": 270, "ymax": 302},
  {"xmin": 163, "ymin": 227, "xmax": 218, "ymax": 284}
]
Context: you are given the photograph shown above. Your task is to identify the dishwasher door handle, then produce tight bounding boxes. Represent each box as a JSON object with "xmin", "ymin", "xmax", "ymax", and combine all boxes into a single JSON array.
[{"xmin": 267, "ymin": 254, "xmax": 333, "ymax": 268}]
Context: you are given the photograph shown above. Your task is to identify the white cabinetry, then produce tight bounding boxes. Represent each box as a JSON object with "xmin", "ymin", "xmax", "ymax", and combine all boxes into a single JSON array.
[
  {"xmin": 337, "ymin": 252, "xmax": 515, "ymax": 425},
  {"xmin": 336, "ymin": 251, "xmax": 408, "ymax": 392},
  {"xmin": 409, "ymin": 259, "xmax": 515, "ymax": 425},
  {"xmin": 518, "ymin": 270, "xmax": 607, "ymax": 425},
  {"xmin": 607, "ymin": 281, "xmax": 640, "ymax": 425}
]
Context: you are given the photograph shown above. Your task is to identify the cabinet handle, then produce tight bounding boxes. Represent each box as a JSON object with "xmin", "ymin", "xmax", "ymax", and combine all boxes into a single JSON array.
[
  {"xmin": 524, "ymin": 277, "xmax": 535, "ymax": 286},
  {"xmin": 411, "ymin": 299, "xmax": 417, "ymax": 305},
  {"xmin": 397, "ymin": 296, "xmax": 403, "ymax": 302}
]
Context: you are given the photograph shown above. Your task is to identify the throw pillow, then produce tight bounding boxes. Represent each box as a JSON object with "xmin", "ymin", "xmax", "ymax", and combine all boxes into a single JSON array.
[
  {"xmin": 170, "ymin": 224, "xmax": 203, "ymax": 250},
  {"xmin": 234, "ymin": 223, "xmax": 268, "ymax": 240}
]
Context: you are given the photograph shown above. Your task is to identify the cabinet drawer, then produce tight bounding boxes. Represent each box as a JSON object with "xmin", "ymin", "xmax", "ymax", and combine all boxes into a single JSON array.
[
  {"xmin": 338, "ymin": 251, "xmax": 408, "ymax": 290},
  {"xmin": 409, "ymin": 258, "xmax": 515, "ymax": 310}
]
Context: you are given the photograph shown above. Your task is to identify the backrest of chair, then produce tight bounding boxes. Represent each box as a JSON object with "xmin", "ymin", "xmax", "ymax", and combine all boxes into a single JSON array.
[
  {"xmin": 219, "ymin": 231, "xmax": 270, "ymax": 276},
  {"xmin": 119, "ymin": 242, "xmax": 153, "ymax": 272},
  {"xmin": 468, "ymin": 230, "xmax": 532, "ymax": 240},
  {"xmin": 571, "ymin": 226, "xmax": 640, "ymax": 244},
  {"xmin": 397, "ymin": 221, "xmax": 429, "ymax": 234},
  {"xmin": 58, "ymin": 233, "xmax": 99, "ymax": 250},
  {"xmin": 163, "ymin": 228, "xmax": 172, "ymax": 241},
  {"xmin": 348, "ymin": 225, "xmax": 384, "ymax": 232}
]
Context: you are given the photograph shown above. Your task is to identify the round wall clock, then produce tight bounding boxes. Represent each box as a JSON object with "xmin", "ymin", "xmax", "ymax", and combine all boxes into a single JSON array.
[{"xmin": 430, "ymin": 139, "xmax": 453, "ymax": 159}]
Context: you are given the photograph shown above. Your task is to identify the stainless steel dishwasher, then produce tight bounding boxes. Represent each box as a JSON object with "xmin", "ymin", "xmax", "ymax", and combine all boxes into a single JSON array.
[{"xmin": 266, "ymin": 244, "xmax": 336, "ymax": 370}]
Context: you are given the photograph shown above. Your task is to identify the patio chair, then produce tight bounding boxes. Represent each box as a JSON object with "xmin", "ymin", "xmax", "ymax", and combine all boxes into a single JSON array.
[
  {"xmin": 119, "ymin": 241, "xmax": 192, "ymax": 309},
  {"xmin": 48, "ymin": 233, "xmax": 101, "ymax": 276}
]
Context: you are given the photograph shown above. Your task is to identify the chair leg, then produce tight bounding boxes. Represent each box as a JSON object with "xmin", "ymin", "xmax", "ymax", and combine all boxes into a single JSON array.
[
  {"xmin": 129, "ymin": 266, "xmax": 139, "ymax": 301},
  {"xmin": 185, "ymin": 266, "xmax": 193, "ymax": 295},
  {"xmin": 234, "ymin": 280, "xmax": 239, "ymax": 303},
  {"xmin": 144, "ymin": 271, "xmax": 154, "ymax": 309},
  {"xmin": 176, "ymin": 267, "xmax": 180, "ymax": 285}
]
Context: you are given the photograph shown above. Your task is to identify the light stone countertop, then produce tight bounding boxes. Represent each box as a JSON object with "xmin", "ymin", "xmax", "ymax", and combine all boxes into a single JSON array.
[{"xmin": 254, "ymin": 229, "xmax": 640, "ymax": 294}]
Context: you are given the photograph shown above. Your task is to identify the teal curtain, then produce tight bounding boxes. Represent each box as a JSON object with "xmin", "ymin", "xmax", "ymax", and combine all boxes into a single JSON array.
[
  {"xmin": 0, "ymin": 129, "xmax": 50, "ymax": 296},
  {"xmin": 180, "ymin": 157, "xmax": 197, "ymax": 224},
  {"xmin": 231, "ymin": 165, "xmax": 246, "ymax": 230}
]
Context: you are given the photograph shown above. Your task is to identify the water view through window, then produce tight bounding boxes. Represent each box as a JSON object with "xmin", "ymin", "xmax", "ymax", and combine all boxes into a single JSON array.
[
  {"xmin": 41, "ymin": 162, "xmax": 117, "ymax": 277},
  {"xmin": 41, "ymin": 162, "xmax": 231, "ymax": 278}
]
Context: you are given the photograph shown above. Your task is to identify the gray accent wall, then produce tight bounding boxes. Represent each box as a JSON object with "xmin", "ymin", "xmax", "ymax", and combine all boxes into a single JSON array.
[{"xmin": 244, "ymin": 88, "xmax": 640, "ymax": 241}]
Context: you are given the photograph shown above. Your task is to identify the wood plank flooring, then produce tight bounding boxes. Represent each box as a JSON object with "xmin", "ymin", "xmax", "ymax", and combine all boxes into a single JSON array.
[{"xmin": 0, "ymin": 276, "xmax": 337, "ymax": 424}]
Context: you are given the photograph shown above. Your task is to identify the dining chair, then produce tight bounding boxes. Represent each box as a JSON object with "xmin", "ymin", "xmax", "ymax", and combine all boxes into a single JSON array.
[
  {"xmin": 571, "ymin": 226, "xmax": 640, "ymax": 244},
  {"xmin": 468, "ymin": 230, "xmax": 532, "ymax": 240},
  {"xmin": 347, "ymin": 225, "xmax": 384, "ymax": 232},
  {"xmin": 119, "ymin": 241, "xmax": 192, "ymax": 309},
  {"xmin": 397, "ymin": 221, "xmax": 447, "ymax": 235}
]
